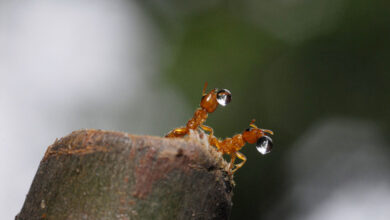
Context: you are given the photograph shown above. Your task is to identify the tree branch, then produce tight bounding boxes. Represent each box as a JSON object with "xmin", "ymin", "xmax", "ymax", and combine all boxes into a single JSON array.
[{"xmin": 16, "ymin": 129, "xmax": 234, "ymax": 219}]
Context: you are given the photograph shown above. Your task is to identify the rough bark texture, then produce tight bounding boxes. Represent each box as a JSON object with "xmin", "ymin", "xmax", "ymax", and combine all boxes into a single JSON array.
[{"xmin": 16, "ymin": 129, "xmax": 234, "ymax": 220}]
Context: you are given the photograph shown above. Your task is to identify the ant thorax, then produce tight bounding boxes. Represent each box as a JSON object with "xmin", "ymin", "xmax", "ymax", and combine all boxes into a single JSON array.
[
  {"xmin": 213, "ymin": 134, "xmax": 245, "ymax": 154},
  {"xmin": 186, "ymin": 108, "xmax": 208, "ymax": 130}
]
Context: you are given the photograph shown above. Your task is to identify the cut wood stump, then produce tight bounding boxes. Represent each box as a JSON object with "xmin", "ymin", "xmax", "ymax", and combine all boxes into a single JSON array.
[{"xmin": 16, "ymin": 129, "xmax": 234, "ymax": 220}]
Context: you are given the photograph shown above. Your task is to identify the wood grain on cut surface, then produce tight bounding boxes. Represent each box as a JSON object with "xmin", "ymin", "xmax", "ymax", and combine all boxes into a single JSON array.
[{"xmin": 16, "ymin": 129, "xmax": 234, "ymax": 220}]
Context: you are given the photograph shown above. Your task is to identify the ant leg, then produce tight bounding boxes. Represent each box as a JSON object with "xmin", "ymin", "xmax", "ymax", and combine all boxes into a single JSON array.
[
  {"xmin": 228, "ymin": 154, "xmax": 237, "ymax": 172},
  {"xmin": 200, "ymin": 125, "xmax": 222, "ymax": 151},
  {"xmin": 200, "ymin": 125, "xmax": 214, "ymax": 136},
  {"xmin": 165, "ymin": 127, "xmax": 188, "ymax": 138},
  {"xmin": 231, "ymin": 151, "xmax": 247, "ymax": 173}
]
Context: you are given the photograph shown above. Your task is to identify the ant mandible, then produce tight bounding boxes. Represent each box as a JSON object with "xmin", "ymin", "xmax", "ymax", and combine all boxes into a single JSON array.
[
  {"xmin": 165, "ymin": 82, "xmax": 231, "ymax": 138},
  {"xmin": 208, "ymin": 119, "xmax": 274, "ymax": 174}
]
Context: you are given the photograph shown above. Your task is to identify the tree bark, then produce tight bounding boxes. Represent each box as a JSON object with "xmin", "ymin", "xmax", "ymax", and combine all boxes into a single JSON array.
[{"xmin": 16, "ymin": 129, "xmax": 234, "ymax": 220}]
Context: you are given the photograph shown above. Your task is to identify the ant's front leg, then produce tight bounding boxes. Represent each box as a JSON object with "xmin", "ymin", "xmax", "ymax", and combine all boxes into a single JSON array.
[
  {"xmin": 200, "ymin": 125, "xmax": 222, "ymax": 151},
  {"xmin": 228, "ymin": 153, "xmax": 237, "ymax": 173},
  {"xmin": 200, "ymin": 124, "xmax": 214, "ymax": 136},
  {"xmin": 165, "ymin": 127, "xmax": 188, "ymax": 138},
  {"xmin": 231, "ymin": 151, "xmax": 247, "ymax": 173}
]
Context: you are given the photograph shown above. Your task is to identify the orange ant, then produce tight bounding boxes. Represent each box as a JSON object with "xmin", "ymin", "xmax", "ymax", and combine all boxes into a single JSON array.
[
  {"xmin": 165, "ymin": 82, "xmax": 231, "ymax": 138},
  {"xmin": 208, "ymin": 119, "xmax": 274, "ymax": 174}
]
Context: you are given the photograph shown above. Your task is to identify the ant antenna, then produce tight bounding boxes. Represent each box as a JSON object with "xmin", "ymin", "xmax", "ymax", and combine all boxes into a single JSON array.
[
  {"xmin": 249, "ymin": 119, "xmax": 273, "ymax": 134},
  {"xmin": 202, "ymin": 82, "xmax": 208, "ymax": 96},
  {"xmin": 249, "ymin": 119, "xmax": 258, "ymax": 128}
]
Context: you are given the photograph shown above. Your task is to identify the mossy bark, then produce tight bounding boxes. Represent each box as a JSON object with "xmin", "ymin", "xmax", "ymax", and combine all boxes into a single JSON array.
[{"xmin": 16, "ymin": 129, "xmax": 233, "ymax": 220}]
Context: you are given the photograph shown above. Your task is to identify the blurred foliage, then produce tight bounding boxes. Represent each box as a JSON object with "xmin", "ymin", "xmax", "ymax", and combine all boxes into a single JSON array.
[{"xmin": 136, "ymin": 0, "xmax": 390, "ymax": 219}]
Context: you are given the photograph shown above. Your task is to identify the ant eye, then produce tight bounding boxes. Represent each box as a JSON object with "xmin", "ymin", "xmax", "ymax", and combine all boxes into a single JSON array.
[
  {"xmin": 256, "ymin": 136, "xmax": 273, "ymax": 155},
  {"xmin": 245, "ymin": 127, "xmax": 253, "ymax": 132},
  {"xmin": 216, "ymin": 89, "xmax": 232, "ymax": 106}
]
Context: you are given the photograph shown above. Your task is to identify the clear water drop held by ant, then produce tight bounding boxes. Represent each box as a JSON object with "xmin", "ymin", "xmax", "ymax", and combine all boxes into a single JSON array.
[
  {"xmin": 216, "ymin": 89, "xmax": 232, "ymax": 106},
  {"xmin": 256, "ymin": 136, "xmax": 273, "ymax": 155}
]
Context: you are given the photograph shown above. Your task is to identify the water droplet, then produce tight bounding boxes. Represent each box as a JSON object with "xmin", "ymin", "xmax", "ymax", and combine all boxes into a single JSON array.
[
  {"xmin": 256, "ymin": 136, "xmax": 273, "ymax": 155},
  {"xmin": 217, "ymin": 89, "xmax": 232, "ymax": 106}
]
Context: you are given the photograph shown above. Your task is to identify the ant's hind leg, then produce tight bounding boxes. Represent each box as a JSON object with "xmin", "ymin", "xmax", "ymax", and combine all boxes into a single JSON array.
[
  {"xmin": 165, "ymin": 127, "xmax": 188, "ymax": 138},
  {"xmin": 231, "ymin": 151, "xmax": 247, "ymax": 173}
]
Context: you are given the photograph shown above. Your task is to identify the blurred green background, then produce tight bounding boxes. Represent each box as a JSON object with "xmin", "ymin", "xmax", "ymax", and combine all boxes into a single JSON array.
[
  {"xmin": 134, "ymin": 1, "xmax": 390, "ymax": 219},
  {"xmin": 135, "ymin": 0, "xmax": 390, "ymax": 219}
]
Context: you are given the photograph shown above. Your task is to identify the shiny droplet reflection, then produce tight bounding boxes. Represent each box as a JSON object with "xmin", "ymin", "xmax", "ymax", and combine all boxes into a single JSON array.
[
  {"xmin": 216, "ymin": 89, "xmax": 232, "ymax": 106},
  {"xmin": 256, "ymin": 136, "xmax": 273, "ymax": 155}
]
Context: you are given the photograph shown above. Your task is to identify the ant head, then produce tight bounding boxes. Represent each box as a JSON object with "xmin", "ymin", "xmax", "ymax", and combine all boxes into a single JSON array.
[
  {"xmin": 200, "ymin": 83, "xmax": 231, "ymax": 113},
  {"xmin": 242, "ymin": 119, "xmax": 273, "ymax": 155}
]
